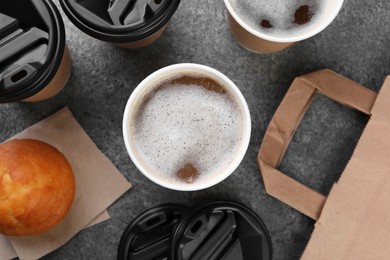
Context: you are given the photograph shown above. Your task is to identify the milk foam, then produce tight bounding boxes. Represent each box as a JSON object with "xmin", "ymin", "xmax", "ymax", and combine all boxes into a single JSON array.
[
  {"xmin": 130, "ymin": 76, "xmax": 243, "ymax": 183},
  {"xmin": 230, "ymin": 0, "xmax": 324, "ymax": 38}
]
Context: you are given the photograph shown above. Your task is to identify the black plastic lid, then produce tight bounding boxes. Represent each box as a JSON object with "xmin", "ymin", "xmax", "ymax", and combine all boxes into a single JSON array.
[
  {"xmin": 118, "ymin": 204, "xmax": 188, "ymax": 260},
  {"xmin": 59, "ymin": 0, "xmax": 181, "ymax": 43},
  {"xmin": 0, "ymin": 0, "xmax": 66, "ymax": 103},
  {"xmin": 170, "ymin": 201, "xmax": 272, "ymax": 260}
]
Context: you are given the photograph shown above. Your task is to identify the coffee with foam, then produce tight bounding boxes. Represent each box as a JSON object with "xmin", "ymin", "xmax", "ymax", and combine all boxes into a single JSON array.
[
  {"xmin": 129, "ymin": 74, "xmax": 244, "ymax": 184},
  {"xmin": 230, "ymin": 0, "xmax": 325, "ymax": 38}
]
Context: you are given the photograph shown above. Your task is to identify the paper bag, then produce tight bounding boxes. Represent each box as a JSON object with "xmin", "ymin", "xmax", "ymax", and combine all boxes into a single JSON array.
[{"xmin": 258, "ymin": 69, "xmax": 390, "ymax": 259}]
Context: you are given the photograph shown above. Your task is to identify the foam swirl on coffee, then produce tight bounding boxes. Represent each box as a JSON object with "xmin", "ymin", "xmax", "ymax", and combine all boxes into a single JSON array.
[
  {"xmin": 130, "ymin": 75, "xmax": 243, "ymax": 184},
  {"xmin": 230, "ymin": 0, "xmax": 324, "ymax": 38}
]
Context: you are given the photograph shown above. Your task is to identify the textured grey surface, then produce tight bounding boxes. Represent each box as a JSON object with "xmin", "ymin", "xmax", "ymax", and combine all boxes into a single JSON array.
[{"xmin": 1, "ymin": 0, "xmax": 389, "ymax": 259}]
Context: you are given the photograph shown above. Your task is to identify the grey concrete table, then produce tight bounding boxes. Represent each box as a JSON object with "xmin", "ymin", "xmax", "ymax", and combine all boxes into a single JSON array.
[{"xmin": 1, "ymin": 0, "xmax": 388, "ymax": 259}]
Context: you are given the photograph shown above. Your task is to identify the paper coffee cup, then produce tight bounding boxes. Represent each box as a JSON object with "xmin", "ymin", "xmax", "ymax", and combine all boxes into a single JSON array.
[
  {"xmin": 224, "ymin": 0, "xmax": 344, "ymax": 53},
  {"xmin": 123, "ymin": 64, "xmax": 251, "ymax": 191},
  {"xmin": 0, "ymin": 0, "xmax": 71, "ymax": 103},
  {"xmin": 60, "ymin": 0, "xmax": 181, "ymax": 48}
]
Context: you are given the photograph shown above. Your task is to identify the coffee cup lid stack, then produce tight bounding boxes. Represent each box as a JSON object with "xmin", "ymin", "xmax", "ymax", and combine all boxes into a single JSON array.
[
  {"xmin": 118, "ymin": 201, "xmax": 272, "ymax": 260},
  {"xmin": 60, "ymin": 0, "xmax": 181, "ymax": 44},
  {"xmin": 0, "ymin": 0, "xmax": 66, "ymax": 103}
]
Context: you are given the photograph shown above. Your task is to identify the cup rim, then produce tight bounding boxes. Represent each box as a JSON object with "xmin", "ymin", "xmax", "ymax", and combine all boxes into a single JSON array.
[
  {"xmin": 123, "ymin": 63, "xmax": 251, "ymax": 191},
  {"xmin": 223, "ymin": 0, "xmax": 344, "ymax": 43}
]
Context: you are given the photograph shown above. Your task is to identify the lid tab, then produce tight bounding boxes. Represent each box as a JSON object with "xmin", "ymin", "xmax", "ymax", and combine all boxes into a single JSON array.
[
  {"xmin": 0, "ymin": 27, "xmax": 49, "ymax": 65},
  {"xmin": 186, "ymin": 212, "xmax": 238, "ymax": 260},
  {"xmin": 108, "ymin": 0, "xmax": 167, "ymax": 26},
  {"xmin": 0, "ymin": 13, "xmax": 19, "ymax": 40}
]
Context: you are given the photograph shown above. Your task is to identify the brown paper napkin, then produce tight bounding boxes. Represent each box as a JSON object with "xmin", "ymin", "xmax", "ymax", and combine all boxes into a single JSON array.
[
  {"xmin": 0, "ymin": 107, "xmax": 132, "ymax": 260},
  {"xmin": 0, "ymin": 211, "xmax": 110, "ymax": 260},
  {"xmin": 0, "ymin": 235, "xmax": 16, "ymax": 260}
]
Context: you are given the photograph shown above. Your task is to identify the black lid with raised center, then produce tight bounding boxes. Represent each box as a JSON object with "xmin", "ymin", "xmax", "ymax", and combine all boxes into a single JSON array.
[
  {"xmin": 0, "ymin": 0, "xmax": 65, "ymax": 103},
  {"xmin": 118, "ymin": 204, "xmax": 188, "ymax": 260},
  {"xmin": 59, "ymin": 0, "xmax": 181, "ymax": 43},
  {"xmin": 170, "ymin": 201, "xmax": 272, "ymax": 260}
]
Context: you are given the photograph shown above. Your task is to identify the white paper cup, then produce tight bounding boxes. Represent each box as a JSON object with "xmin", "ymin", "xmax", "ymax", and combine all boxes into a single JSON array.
[
  {"xmin": 123, "ymin": 64, "xmax": 251, "ymax": 191},
  {"xmin": 224, "ymin": 0, "xmax": 344, "ymax": 53}
]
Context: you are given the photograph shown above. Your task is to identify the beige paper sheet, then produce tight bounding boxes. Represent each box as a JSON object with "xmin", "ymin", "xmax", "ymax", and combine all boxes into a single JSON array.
[
  {"xmin": 0, "ymin": 107, "xmax": 132, "ymax": 260},
  {"xmin": 0, "ymin": 235, "xmax": 16, "ymax": 260},
  {"xmin": 0, "ymin": 211, "xmax": 110, "ymax": 260}
]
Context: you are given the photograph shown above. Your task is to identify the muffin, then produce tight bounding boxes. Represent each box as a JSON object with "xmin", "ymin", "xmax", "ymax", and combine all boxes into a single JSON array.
[{"xmin": 0, "ymin": 139, "xmax": 75, "ymax": 236}]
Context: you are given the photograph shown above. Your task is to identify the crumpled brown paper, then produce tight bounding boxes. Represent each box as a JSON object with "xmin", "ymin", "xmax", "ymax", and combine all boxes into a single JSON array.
[{"xmin": 0, "ymin": 107, "xmax": 132, "ymax": 260}]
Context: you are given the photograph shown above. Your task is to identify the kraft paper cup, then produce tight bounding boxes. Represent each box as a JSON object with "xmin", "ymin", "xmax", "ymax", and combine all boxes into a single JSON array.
[
  {"xmin": 123, "ymin": 63, "xmax": 251, "ymax": 191},
  {"xmin": 224, "ymin": 0, "xmax": 344, "ymax": 53}
]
